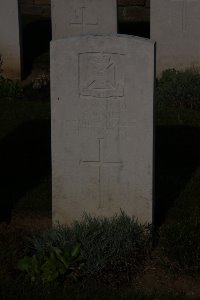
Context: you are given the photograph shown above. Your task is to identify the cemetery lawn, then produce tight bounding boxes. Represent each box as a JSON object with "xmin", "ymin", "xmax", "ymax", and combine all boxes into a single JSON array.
[{"xmin": 1, "ymin": 71, "xmax": 200, "ymax": 298}]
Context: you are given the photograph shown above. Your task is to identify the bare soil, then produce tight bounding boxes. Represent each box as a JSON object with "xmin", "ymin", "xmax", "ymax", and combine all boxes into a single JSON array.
[{"xmin": 135, "ymin": 252, "xmax": 200, "ymax": 297}]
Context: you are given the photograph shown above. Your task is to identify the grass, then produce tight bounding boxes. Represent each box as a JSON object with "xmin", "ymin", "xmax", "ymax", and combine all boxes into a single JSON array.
[
  {"xmin": 156, "ymin": 107, "xmax": 200, "ymax": 127},
  {"xmin": 29, "ymin": 213, "xmax": 152, "ymax": 285},
  {"xmin": 1, "ymin": 67, "xmax": 200, "ymax": 298}
]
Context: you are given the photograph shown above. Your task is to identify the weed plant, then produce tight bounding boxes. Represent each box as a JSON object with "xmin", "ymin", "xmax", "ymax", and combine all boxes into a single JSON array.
[
  {"xmin": 0, "ymin": 76, "xmax": 23, "ymax": 98},
  {"xmin": 18, "ymin": 244, "xmax": 84, "ymax": 284},
  {"xmin": 30, "ymin": 213, "xmax": 152, "ymax": 284}
]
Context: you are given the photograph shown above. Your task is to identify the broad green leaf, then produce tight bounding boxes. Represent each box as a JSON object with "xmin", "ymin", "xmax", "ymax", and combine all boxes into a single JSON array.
[
  {"xmin": 71, "ymin": 245, "xmax": 80, "ymax": 258},
  {"xmin": 17, "ymin": 256, "xmax": 32, "ymax": 271}
]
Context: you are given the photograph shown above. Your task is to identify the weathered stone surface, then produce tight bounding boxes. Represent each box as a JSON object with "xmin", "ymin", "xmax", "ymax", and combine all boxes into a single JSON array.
[
  {"xmin": 0, "ymin": 0, "xmax": 22, "ymax": 79},
  {"xmin": 51, "ymin": 0, "xmax": 117, "ymax": 39},
  {"xmin": 51, "ymin": 35, "xmax": 155, "ymax": 225},
  {"xmin": 151, "ymin": 0, "xmax": 200, "ymax": 75}
]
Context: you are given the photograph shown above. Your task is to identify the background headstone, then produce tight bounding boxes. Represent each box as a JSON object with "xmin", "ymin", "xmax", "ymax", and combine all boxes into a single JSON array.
[
  {"xmin": 0, "ymin": 0, "xmax": 22, "ymax": 79},
  {"xmin": 51, "ymin": 0, "xmax": 117, "ymax": 39},
  {"xmin": 51, "ymin": 35, "xmax": 155, "ymax": 225},
  {"xmin": 151, "ymin": 0, "xmax": 200, "ymax": 76}
]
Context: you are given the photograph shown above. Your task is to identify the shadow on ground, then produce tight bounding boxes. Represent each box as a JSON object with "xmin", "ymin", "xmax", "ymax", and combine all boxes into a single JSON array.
[
  {"xmin": 0, "ymin": 120, "xmax": 51, "ymax": 223},
  {"xmin": 118, "ymin": 22, "xmax": 150, "ymax": 38},
  {"xmin": 154, "ymin": 126, "xmax": 200, "ymax": 226}
]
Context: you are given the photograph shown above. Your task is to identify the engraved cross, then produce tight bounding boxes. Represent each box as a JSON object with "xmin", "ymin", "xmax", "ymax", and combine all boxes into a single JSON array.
[
  {"xmin": 80, "ymin": 139, "xmax": 123, "ymax": 208},
  {"xmin": 70, "ymin": 6, "xmax": 98, "ymax": 33},
  {"xmin": 172, "ymin": 0, "xmax": 197, "ymax": 33}
]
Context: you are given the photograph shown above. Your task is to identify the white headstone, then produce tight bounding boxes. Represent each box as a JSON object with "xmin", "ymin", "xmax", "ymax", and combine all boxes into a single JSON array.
[
  {"xmin": 151, "ymin": 0, "xmax": 200, "ymax": 76},
  {"xmin": 0, "ymin": 0, "xmax": 22, "ymax": 79},
  {"xmin": 51, "ymin": 35, "xmax": 155, "ymax": 225},
  {"xmin": 51, "ymin": 0, "xmax": 117, "ymax": 39}
]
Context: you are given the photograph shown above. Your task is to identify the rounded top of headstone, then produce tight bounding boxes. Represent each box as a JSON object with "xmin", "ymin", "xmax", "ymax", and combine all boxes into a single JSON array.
[{"xmin": 51, "ymin": 0, "xmax": 118, "ymax": 40}]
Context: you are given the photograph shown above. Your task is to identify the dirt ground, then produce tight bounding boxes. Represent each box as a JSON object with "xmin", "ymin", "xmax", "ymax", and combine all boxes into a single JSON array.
[{"xmin": 135, "ymin": 254, "xmax": 200, "ymax": 297}]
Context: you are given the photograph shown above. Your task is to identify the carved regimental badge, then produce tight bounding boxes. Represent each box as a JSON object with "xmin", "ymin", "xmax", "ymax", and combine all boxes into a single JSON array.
[{"xmin": 79, "ymin": 52, "xmax": 125, "ymax": 98}]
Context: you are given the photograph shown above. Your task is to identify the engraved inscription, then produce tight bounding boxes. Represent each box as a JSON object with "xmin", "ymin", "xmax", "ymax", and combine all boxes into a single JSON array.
[
  {"xmin": 105, "ymin": 101, "xmax": 136, "ymax": 130},
  {"xmin": 78, "ymin": 100, "xmax": 136, "ymax": 134},
  {"xmin": 80, "ymin": 139, "xmax": 123, "ymax": 208},
  {"xmin": 106, "ymin": 111, "xmax": 120, "ymax": 129},
  {"xmin": 69, "ymin": 1, "xmax": 98, "ymax": 33},
  {"xmin": 105, "ymin": 112, "xmax": 136, "ymax": 130},
  {"xmin": 78, "ymin": 111, "xmax": 136, "ymax": 132},
  {"xmin": 171, "ymin": 0, "xmax": 197, "ymax": 33},
  {"xmin": 78, "ymin": 114, "xmax": 136, "ymax": 133},
  {"xmin": 79, "ymin": 53, "xmax": 125, "ymax": 98}
]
